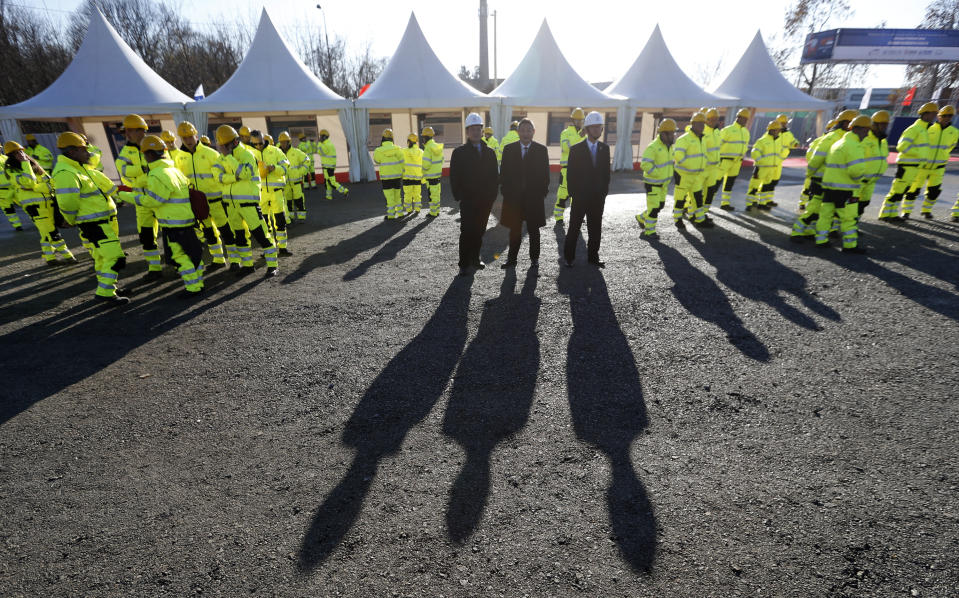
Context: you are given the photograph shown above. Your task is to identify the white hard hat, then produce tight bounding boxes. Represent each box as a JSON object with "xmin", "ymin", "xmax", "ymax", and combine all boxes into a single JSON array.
[
  {"xmin": 465, "ymin": 112, "xmax": 484, "ymax": 128},
  {"xmin": 584, "ymin": 111, "xmax": 603, "ymax": 127}
]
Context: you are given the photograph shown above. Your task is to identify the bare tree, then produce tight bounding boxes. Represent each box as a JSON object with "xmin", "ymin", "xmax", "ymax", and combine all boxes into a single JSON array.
[
  {"xmin": 906, "ymin": 0, "xmax": 959, "ymax": 103},
  {"xmin": 0, "ymin": 3, "xmax": 72, "ymax": 106}
]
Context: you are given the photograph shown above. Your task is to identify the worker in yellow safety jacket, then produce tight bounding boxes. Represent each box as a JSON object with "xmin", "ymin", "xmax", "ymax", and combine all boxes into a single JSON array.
[
  {"xmin": 162, "ymin": 130, "xmax": 186, "ymax": 165},
  {"xmin": 23, "ymin": 134, "xmax": 54, "ymax": 171},
  {"xmin": 636, "ymin": 118, "xmax": 675, "ymax": 237},
  {"xmin": 4, "ymin": 140, "xmax": 75, "ymax": 263},
  {"xmin": 878, "ymin": 102, "xmax": 937, "ymax": 221},
  {"xmin": 791, "ymin": 113, "xmax": 855, "ymax": 240},
  {"xmin": 771, "ymin": 114, "xmax": 799, "ymax": 207},
  {"xmin": 856, "ymin": 111, "xmax": 890, "ymax": 222},
  {"xmin": 555, "ymin": 108, "xmax": 586, "ymax": 221},
  {"xmin": 117, "ymin": 135, "xmax": 206, "ymax": 297},
  {"xmin": 719, "ymin": 108, "xmax": 751, "ymax": 210},
  {"xmin": 373, "ymin": 129, "xmax": 406, "ymax": 219},
  {"xmin": 174, "ymin": 120, "xmax": 235, "ymax": 269},
  {"xmin": 214, "ymin": 125, "xmax": 279, "ymax": 277},
  {"xmin": 52, "ymin": 132, "xmax": 129, "ymax": 305},
  {"xmin": 500, "ymin": 121, "xmax": 520, "ymax": 163},
  {"xmin": 0, "ymin": 152, "xmax": 24, "ymax": 231},
  {"xmin": 116, "ymin": 114, "xmax": 164, "ymax": 279},
  {"xmin": 671, "ymin": 112, "xmax": 711, "ymax": 228},
  {"xmin": 402, "ymin": 133, "xmax": 424, "ymax": 215},
  {"xmin": 745, "ymin": 121, "xmax": 783, "ymax": 211},
  {"xmin": 259, "ymin": 133, "xmax": 292, "ymax": 255},
  {"xmin": 278, "ymin": 132, "xmax": 309, "ymax": 223},
  {"xmin": 700, "ymin": 108, "xmax": 723, "ymax": 214},
  {"xmin": 297, "ymin": 132, "xmax": 317, "ymax": 189},
  {"xmin": 909, "ymin": 105, "xmax": 956, "ymax": 219},
  {"xmin": 77, "ymin": 133, "xmax": 105, "ymax": 172},
  {"xmin": 318, "ymin": 128, "xmax": 349, "ymax": 201},
  {"xmin": 421, "ymin": 126, "xmax": 444, "ymax": 217},
  {"xmin": 482, "ymin": 127, "xmax": 500, "ymax": 165},
  {"xmin": 817, "ymin": 115, "xmax": 871, "ymax": 252}
]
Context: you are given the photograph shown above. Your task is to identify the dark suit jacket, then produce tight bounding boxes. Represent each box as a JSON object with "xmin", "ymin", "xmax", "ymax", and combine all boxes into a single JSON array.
[
  {"xmin": 499, "ymin": 141, "xmax": 549, "ymax": 229},
  {"xmin": 450, "ymin": 142, "xmax": 499, "ymax": 211},
  {"xmin": 566, "ymin": 139, "xmax": 610, "ymax": 203}
]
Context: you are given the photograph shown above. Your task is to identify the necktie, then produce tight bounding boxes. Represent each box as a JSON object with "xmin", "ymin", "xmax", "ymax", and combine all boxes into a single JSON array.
[
  {"xmin": 590, "ymin": 143, "xmax": 597, "ymax": 167},
  {"xmin": 522, "ymin": 145, "xmax": 527, "ymax": 159}
]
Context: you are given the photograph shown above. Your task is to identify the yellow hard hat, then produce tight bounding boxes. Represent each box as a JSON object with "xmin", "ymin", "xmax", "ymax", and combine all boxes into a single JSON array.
[
  {"xmin": 140, "ymin": 135, "xmax": 166, "ymax": 153},
  {"xmin": 238, "ymin": 126, "xmax": 251, "ymax": 137},
  {"xmin": 160, "ymin": 130, "xmax": 176, "ymax": 144},
  {"xmin": 297, "ymin": 131, "xmax": 306, "ymax": 139},
  {"xmin": 776, "ymin": 113, "xmax": 789, "ymax": 123},
  {"xmin": 939, "ymin": 105, "xmax": 956, "ymax": 117},
  {"xmin": 249, "ymin": 132, "xmax": 263, "ymax": 144},
  {"xmin": 319, "ymin": 129, "xmax": 330, "ymax": 137},
  {"xmin": 483, "ymin": 126, "xmax": 493, "ymax": 135},
  {"xmin": 177, "ymin": 121, "xmax": 198, "ymax": 137},
  {"xmin": 510, "ymin": 121, "xmax": 519, "ymax": 130},
  {"xmin": 122, "ymin": 114, "xmax": 148, "ymax": 130},
  {"xmin": 849, "ymin": 115, "xmax": 872, "ymax": 129},
  {"xmin": 421, "ymin": 126, "xmax": 435, "ymax": 137},
  {"xmin": 24, "ymin": 133, "xmax": 36, "ymax": 141},
  {"xmin": 278, "ymin": 131, "xmax": 292, "ymax": 143},
  {"xmin": 263, "ymin": 134, "xmax": 273, "ymax": 145},
  {"xmin": 690, "ymin": 112, "xmax": 707, "ymax": 124},
  {"xmin": 766, "ymin": 121, "xmax": 780, "ymax": 132},
  {"xmin": 200, "ymin": 135, "xmax": 211, "ymax": 144},
  {"xmin": 918, "ymin": 102, "xmax": 939, "ymax": 115},
  {"xmin": 705, "ymin": 108, "xmax": 719, "ymax": 120},
  {"xmin": 736, "ymin": 108, "xmax": 750, "ymax": 119},
  {"xmin": 407, "ymin": 133, "xmax": 418, "ymax": 143},
  {"xmin": 3, "ymin": 140, "xmax": 24, "ymax": 154},
  {"xmin": 570, "ymin": 107, "xmax": 586, "ymax": 120},
  {"xmin": 215, "ymin": 125, "xmax": 239, "ymax": 145},
  {"xmin": 826, "ymin": 118, "xmax": 838, "ymax": 129},
  {"xmin": 657, "ymin": 118, "xmax": 677, "ymax": 133},
  {"xmin": 871, "ymin": 110, "xmax": 890, "ymax": 124},
  {"xmin": 836, "ymin": 109, "xmax": 858, "ymax": 123},
  {"xmin": 57, "ymin": 132, "xmax": 87, "ymax": 149},
  {"xmin": 382, "ymin": 128, "xmax": 393, "ymax": 140}
]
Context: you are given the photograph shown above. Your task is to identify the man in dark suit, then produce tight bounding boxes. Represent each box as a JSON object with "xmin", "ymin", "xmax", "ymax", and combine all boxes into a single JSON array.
[
  {"xmin": 450, "ymin": 112, "xmax": 499, "ymax": 276},
  {"xmin": 564, "ymin": 111, "xmax": 611, "ymax": 267},
  {"xmin": 499, "ymin": 118, "xmax": 549, "ymax": 269}
]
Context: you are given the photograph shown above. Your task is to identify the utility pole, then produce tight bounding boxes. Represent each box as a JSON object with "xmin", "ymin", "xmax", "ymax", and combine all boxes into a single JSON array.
[
  {"xmin": 478, "ymin": 0, "xmax": 490, "ymax": 90},
  {"xmin": 492, "ymin": 9, "xmax": 497, "ymax": 87},
  {"xmin": 316, "ymin": 4, "xmax": 333, "ymax": 86}
]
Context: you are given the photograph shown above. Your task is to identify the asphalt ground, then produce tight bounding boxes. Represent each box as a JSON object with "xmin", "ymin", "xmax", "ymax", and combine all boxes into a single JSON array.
[{"xmin": 1, "ymin": 164, "xmax": 958, "ymax": 597}]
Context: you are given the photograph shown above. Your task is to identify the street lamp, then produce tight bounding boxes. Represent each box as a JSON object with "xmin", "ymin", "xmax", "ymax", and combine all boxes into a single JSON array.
[{"xmin": 315, "ymin": 4, "xmax": 333, "ymax": 85}]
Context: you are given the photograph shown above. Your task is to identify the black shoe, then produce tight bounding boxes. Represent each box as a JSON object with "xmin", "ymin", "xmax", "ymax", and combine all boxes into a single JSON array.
[
  {"xmin": 815, "ymin": 242, "xmax": 831, "ymax": 250},
  {"xmin": 426, "ymin": 213, "xmax": 438, "ymax": 218},
  {"xmin": 236, "ymin": 266, "xmax": 255, "ymax": 278},
  {"xmin": 45, "ymin": 260, "xmax": 59, "ymax": 267},
  {"xmin": 96, "ymin": 294, "xmax": 130, "ymax": 306},
  {"xmin": 700, "ymin": 218, "xmax": 715, "ymax": 228},
  {"xmin": 264, "ymin": 267, "xmax": 278, "ymax": 277},
  {"xmin": 588, "ymin": 259, "xmax": 605, "ymax": 268},
  {"xmin": 952, "ymin": 216, "xmax": 959, "ymax": 223},
  {"xmin": 828, "ymin": 230, "xmax": 839, "ymax": 239},
  {"xmin": 458, "ymin": 267, "xmax": 471, "ymax": 277},
  {"xmin": 229, "ymin": 263, "xmax": 240, "ymax": 272},
  {"xmin": 142, "ymin": 270, "xmax": 163, "ymax": 282},
  {"xmin": 767, "ymin": 201, "xmax": 778, "ymax": 207},
  {"xmin": 759, "ymin": 204, "xmax": 773, "ymax": 211},
  {"xmin": 719, "ymin": 204, "xmax": 734, "ymax": 211},
  {"xmin": 675, "ymin": 220, "xmax": 686, "ymax": 230},
  {"xmin": 177, "ymin": 288, "xmax": 204, "ymax": 300},
  {"xmin": 115, "ymin": 286, "xmax": 133, "ymax": 297},
  {"xmin": 207, "ymin": 262, "xmax": 225, "ymax": 271},
  {"xmin": 472, "ymin": 261, "xmax": 486, "ymax": 270},
  {"xmin": 789, "ymin": 235, "xmax": 805, "ymax": 244},
  {"xmin": 279, "ymin": 248, "xmax": 293, "ymax": 257},
  {"xmin": 922, "ymin": 212, "xmax": 933, "ymax": 219},
  {"xmin": 14, "ymin": 226, "xmax": 23, "ymax": 231},
  {"xmin": 555, "ymin": 219, "xmax": 564, "ymax": 224},
  {"xmin": 565, "ymin": 260, "xmax": 573, "ymax": 268},
  {"xmin": 842, "ymin": 246, "xmax": 867, "ymax": 254},
  {"xmin": 500, "ymin": 261, "xmax": 516, "ymax": 269}
]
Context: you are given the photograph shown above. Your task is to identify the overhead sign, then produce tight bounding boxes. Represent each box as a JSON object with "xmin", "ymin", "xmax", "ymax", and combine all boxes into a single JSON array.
[{"xmin": 801, "ymin": 28, "xmax": 959, "ymax": 64}]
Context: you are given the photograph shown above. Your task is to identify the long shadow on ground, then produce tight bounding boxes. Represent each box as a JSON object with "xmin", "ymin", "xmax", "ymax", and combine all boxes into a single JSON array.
[
  {"xmin": 297, "ymin": 276, "xmax": 473, "ymax": 572},
  {"xmin": 442, "ymin": 268, "xmax": 540, "ymax": 542}
]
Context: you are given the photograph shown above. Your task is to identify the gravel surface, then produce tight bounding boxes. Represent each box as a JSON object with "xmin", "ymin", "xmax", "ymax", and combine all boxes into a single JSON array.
[{"xmin": 1, "ymin": 164, "xmax": 957, "ymax": 597}]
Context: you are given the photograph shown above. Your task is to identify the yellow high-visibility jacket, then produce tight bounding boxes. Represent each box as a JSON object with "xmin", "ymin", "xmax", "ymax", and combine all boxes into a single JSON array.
[
  {"xmin": 120, "ymin": 158, "xmax": 195, "ymax": 228},
  {"xmin": 422, "ymin": 139, "xmax": 445, "ymax": 179},
  {"xmin": 52, "ymin": 154, "xmax": 117, "ymax": 226},
  {"xmin": 403, "ymin": 145, "xmax": 424, "ymax": 181},
  {"xmin": 174, "ymin": 143, "xmax": 226, "ymax": 201},
  {"xmin": 895, "ymin": 119, "xmax": 930, "ymax": 165},
  {"xmin": 640, "ymin": 138, "xmax": 673, "ymax": 185},
  {"xmin": 373, "ymin": 141, "xmax": 405, "ymax": 180},
  {"xmin": 719, "ymin": 122, "xmax": 750, "ymax": 159},
  {"xmin": 822, "ymin": 131, "xmax": 867, "ymax": 192}
]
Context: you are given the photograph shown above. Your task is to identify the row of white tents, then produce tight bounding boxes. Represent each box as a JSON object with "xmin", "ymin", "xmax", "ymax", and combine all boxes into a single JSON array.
[{"xmin": 0, "ymin": 8, "xmax": 832, "ymax": 182}]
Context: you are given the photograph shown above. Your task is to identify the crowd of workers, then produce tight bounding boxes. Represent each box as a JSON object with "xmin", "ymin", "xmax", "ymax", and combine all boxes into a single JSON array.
[{"xmin": 1, "ymin": 101, "xmax": 957, "ymax": 305}]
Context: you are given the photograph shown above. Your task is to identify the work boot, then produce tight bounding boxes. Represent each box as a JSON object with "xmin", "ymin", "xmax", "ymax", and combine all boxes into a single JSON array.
[
  {"xmin": 177, "ymin": 288, "xmax": 204, "ymax": 300},
  {"xmin": 236, "ymin": 266, "xmax": 255, "ymax": 278},
  {"xmin": 207, "ymin": 262, "xmax": 224, "ymax": 271},
  {"xmin": 922, "ymin": 212, "xmax": 933, "ymax": 219},
  {"xmin": 264, "ymin": 267, "xmax": 278, "ymax": 277},
  {"xmin": 142, "ymin": 270, "xmax": 163, "ymax": 282},
  {"xmin": 229, "ymin": 263, "xmax": 240, "ymax": 272},
  {"xmin": 14, "ymin": 226, "xmax": 23, "ymax": 231},
  {"xmin": 675, "ymin": 220, "xmax": 686, "ymax": 230},
  {"xmin": 96, "ymin": 294, "xmax": 130, "ymax": 306},
  {"xmin": 279, "ymin": 248, "xmax": 293, "ymax": 257},
  {"xmin": 719, "ymin": 204, "xmax": 733, "ymax": 211},
  {"xmin": 842, "ymin": 246, "xmax": 867, "ymax": 254}
]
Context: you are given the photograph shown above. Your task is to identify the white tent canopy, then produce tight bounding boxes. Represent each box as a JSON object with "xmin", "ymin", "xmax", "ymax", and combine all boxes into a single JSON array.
[
  {"xmin": 355, "ymin": 13, "xmax": 489, "ymax": 109},
  {"xmin": 195, "ymin": 9, "xmax": 349, "ymax": 113},
  {"xmin": 712, "ymin": 31, "xmax": 832, "ymax": 111},
  {"xmin": 0, "ymin": 8, "xmax": 191, "ymax": 119}
]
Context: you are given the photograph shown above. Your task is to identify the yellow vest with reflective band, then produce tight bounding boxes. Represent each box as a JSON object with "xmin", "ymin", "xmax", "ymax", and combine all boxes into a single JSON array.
[
  {"xmin": 779, "ymin": 130, "xmax": 799, "ymax": 159},
  {"xmin": 121, "ymin": 158, "xmax": 195, "ymax": 227},
  {"xmin": 26, "ymin": 144, "xmax": 53, "ymax": 171},
  {"xmin": 297, "ymin": 140, "xmax": 313, "ymax": 157},
  {"xmin": 116, "ymin": 142, "xmax": 148, "ymax": 192},
  {"xmin": 483, "ymin": 135, "xmax": 499, "ymax": 155},
  {"xmin": 261, "ymin": 145, "xmax": 289, "ymax": 190},
  {"xmin": 719, "ymin": 122, "xmax": 750, "ymax": 159},
  {"xmin": 373, "ymin": 141, "xmax": 405, "ymax": 180},
  {"xmin": 283, "ymin": 146, "xmax": 309, "ymax": 182},
  {"xmin": 317, "ymin": 138, "xmax": 337, "ymax": 168},
  {"xmin": 703, "ymin": 125, "xmax": 721, "ymax": 170},
  {"xmin": 806, "ymin": 129, "xmax": 845, "ymax": 177},
  {"xmin": 51, "ymin": 155, "xmax": 117, "ymax": 225},
  {"xmin": 87, "ymin": 143, "xmax": 104, "ymax": 171},
  {"xmin": 751, "ymin": 133, "xmax": 781, "ymax": 169},
  {"xmin": 671, "ymin": 131, "xmax": 708, "ymax": 177},
  {"xmin": 895, "ymin": 119, "xmax": 930, "ymax": 165},
  {"xmin": 859, "ymin": 131, "xmax": 889, "ymax": 184},
  {"xmin": 7, "ymin": 161, "xmax": 51, "ymax": 206},
  {"xmin": 560, "ymin": 126, "xmax": 586, "ymax": 168},
  {"xmin": 822, "ymin": 131, "xmax": 867, "ymax": 191},
  {"xmin": 640, "ymin": 138, "xmax": 673, "ymax": 185},
  {"xmin": 403, "ymin": 145, "xmax": 424, "ymax": 180},
  {"xmin": 174, "ymin": 143, "xmax": 226, "ymax": 201},
  {"xmin": 220, "ymin": 144, "xmax": 262, "ymax": 205},
  {"xmin": 0, "ymin": 156, "xmax": 14, "ymax": 203},
  {"xmin": 924, "ymin": 123, "xmax": 958, "ymax": 167},
  {"xmin": 422, "ymin": 139, "xmax": 444, "ymax": 178},
  {"xmin": 501, "ymin": 130, "xmax": 519, "ymax": 148}
]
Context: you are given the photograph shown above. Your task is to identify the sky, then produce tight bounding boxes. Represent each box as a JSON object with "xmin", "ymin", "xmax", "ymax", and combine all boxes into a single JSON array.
[{"xmin": 23, "ymin": 0, "xmax": 923, "ymax": 89}]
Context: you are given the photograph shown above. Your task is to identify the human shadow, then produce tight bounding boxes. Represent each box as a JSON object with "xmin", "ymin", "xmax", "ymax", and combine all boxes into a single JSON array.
[
  {"xmin": 342, "ymin": 219, "xmax": 431, "ymax": 281},
  {"xmin": 0, "ymin": 272, "xmax": 263, "ymax": 425},
  {"xmin": 442, "ymin": 268, "xmax": 540, "ymax": 543},
  {"xmin": 681, "ymin": 228, "xmax": 841, "ymax": 329},
  {"xmin": 650, "ymin": 240, "xmax": 770, "ymax": 362},
  {"xmin": 556, "ymin": 263, "xmax": 656, "ymax": 573},
  {"xmin": 282, "ymin": 218, "xmax": 408, "ymax": 285},
  {"xmin": 297, "ymin": 276, "xmax": 473, "ymax": 572}
]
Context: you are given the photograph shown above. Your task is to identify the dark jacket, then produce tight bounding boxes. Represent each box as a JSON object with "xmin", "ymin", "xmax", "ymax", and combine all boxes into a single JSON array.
[
  {"xmin": 567, "ymin": 139, "xmax": 610, "ymax": 202},
  {"xmin": 499, "ymin": 140, "xmax": 549, "ymax": 229},
  {"xmin": 450, "ymin": 141, "xmax": 499, "ymax": 209}
]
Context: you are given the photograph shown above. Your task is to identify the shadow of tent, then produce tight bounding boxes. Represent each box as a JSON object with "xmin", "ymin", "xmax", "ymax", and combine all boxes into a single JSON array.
[{"xmin": 297, "ymin": 277, "xmax": 474, "ymax": 573}]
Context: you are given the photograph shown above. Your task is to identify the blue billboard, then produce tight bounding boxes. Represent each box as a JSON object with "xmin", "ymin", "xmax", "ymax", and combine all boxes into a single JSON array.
[{"xmin": 801, "ymin": 28, "xmax": 959, "ymax": 64}]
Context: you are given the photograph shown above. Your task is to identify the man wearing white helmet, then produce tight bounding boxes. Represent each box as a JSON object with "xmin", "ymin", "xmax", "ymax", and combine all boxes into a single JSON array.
[
  {"xmin": 563, "ymin": 111, "xmax": 610, "ymax": 268},
  {"xmin": 449, "ymin": 112, "xmax": 499, "ymax": 276}
]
